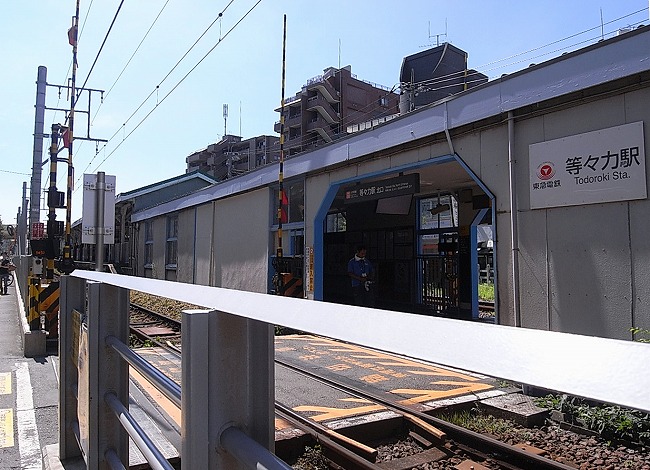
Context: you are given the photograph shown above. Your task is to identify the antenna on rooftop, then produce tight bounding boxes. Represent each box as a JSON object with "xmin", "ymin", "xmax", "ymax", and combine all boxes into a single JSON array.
[
  {"xmin": 600, "ymin": 8, "xmax": 604, "ymax": 40},
  {"xmin": 223, "ymin": 103, "xmax": 228, "ymax": 136},
  {"xmin": 421, "ymin": 19, "xmax": 447, "ymax": 48}
]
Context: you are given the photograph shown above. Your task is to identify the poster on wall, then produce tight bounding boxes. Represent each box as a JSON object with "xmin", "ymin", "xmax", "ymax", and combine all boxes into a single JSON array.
[{"xmin": 529, "ymin": 121, "xmax": 646, "ymax": 209}]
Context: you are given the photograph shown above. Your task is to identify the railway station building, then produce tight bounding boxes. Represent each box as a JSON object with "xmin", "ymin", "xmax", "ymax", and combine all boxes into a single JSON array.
[{"xmin": 127, "ymin": 26, "xmax": 650, "ymax": 340}]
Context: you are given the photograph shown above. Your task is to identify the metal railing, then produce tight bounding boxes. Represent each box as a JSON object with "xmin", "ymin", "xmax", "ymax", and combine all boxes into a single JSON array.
[
  {"xmin": 59, "ymin": 273, "xmax": 289, "ymax": 470},
  {"xmin": 57, "ymin": 270, "xmax": 650, "ymax": 469}
]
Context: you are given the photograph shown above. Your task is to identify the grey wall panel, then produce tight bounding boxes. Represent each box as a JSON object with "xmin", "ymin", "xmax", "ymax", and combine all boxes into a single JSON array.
[
  {"xmin": 495, "ymin": 212, "xmax": 514, "ymax": 326},
  {"xmin": 630, "ymin": 199, "xmax": 650, "ymax": 332},
  {"xmin": 305, "ymin": 174, "xmax": 329, "ymax": 250},
  {"xmin": 453, "ymin": 132, "xmax": 481, "ymax": 175},
  {"xmin": 479, "ymin": 126, "xmax": 509, "ymax": 212},
  {"xmin": 153, "ymin": 217, "xmax": 166, "ymax": 280},
  {"xmin": 514, "ymin": 115, "xmax": 545, "ymax": 212},
  {"xmin": 176, "ymin": 210, "xmax": 196, "ymax": 283},
  {"xmin": 193, "ymin": 204, "xmax": 215, "ymax": 286},
  {"xmin": 517, "ymin": 210, "xmax": 549, "ymax": 331},
  {"xmin": 547, "ymin": 204, "xmax": 632, "ymax": 338},
  {"xmin": 356, "ymin": 156, "xmax": 392, "ymax": 176},
  {"xmin": 624, "ymin": 87, "xmax": 650, "ymax": 333},
  {"xmin": 214, "ymin": 189, "xmax": 269, "ymax": 292},
  {"xmin": 542, "ymin": 95, "xmax": 626, "ymax": 141},
  {"xmin": 389, "ymin": 147, "xmax": 420, "ymax": 169},
  {"xmin": 624, "ymin": 88, "xmax": 650, "ymax": 127}
]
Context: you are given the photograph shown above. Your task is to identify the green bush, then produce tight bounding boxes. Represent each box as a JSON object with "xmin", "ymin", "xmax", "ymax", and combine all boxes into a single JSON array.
[
  {"xmin": 535, "ymin": 394, "xmax": 650, "ymax": 445},
  {"xmin": 478, "ymin": 283, "xmax": 494, "ymax": 301},
  {"xmin": 630, "ymin": 327, "xmax": 650, "ymax": 343}
]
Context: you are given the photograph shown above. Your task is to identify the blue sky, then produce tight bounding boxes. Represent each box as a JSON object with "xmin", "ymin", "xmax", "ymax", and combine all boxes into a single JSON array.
[{"xmin": 1, "ymin": 0, "xmax": 648, "ymax": 227}]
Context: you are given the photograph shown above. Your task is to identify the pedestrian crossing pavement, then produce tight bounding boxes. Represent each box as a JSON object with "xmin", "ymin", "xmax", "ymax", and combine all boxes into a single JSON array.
[{"xmin": 0, "ymin": 364, "xmax": 42, "ymax": 470}]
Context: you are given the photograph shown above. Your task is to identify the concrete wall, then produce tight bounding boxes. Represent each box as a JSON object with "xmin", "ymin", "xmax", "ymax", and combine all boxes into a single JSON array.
[
  {"xmin": 507, "ymin": 88, "xmax": 650, "ymax": 339},
  {"xmin": 213, "ymin": 189, "xmax": 270, "ymax": 292},
  {"xmin": 194, "ymin": 203, "xmax": 215, "ymax": 286},
  {"xmin": 176, "ymin": 210, "xmax": 196, "ymax": 283}
]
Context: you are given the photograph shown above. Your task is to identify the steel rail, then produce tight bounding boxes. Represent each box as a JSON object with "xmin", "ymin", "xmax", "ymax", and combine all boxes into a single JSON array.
[
  {"xmin": 275, "ymin": 359, "xmax": 576, "ymax": 470},
  {"xmin": 126, "ymin": 305, "xmax": 572, "ymax": 469}
]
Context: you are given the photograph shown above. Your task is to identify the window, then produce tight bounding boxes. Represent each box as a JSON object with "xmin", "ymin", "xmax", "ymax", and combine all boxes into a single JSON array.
[
  {"xmin": 165, "ymin": 215, "xmax": 178, "ymax": 279},
  {"xmin": 272, "ymin": 228, "xmax": 304, "ymax": 257},
  {"xmin": 419, "ymin": 195, "xmax": 458, "ymax": 230},
  {"xmin": 417, "ymin": 195, "xmax": 458, "ymax": 256},
  {"xmin": 326, "ymin": 212, "xmax": 347, "ymax": 233},
  {"xmin": 272, "ymin": 180, "xmax": 304, "ymax": 225},
  {"xmin": 144, "ymin": 221, "xmax": 153, "ymax": 266}
]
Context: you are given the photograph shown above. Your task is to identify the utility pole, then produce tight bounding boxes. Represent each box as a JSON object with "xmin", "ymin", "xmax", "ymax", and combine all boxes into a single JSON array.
[
  {"xmin": 30, "ymin": 66, "xmax": 47, "ymax": 239},
  {"xmin": 61, "ymin": 0, "xmax": 80, "ymax": 274},
  {"xmin": 45, "ymin": 124, "xmax": 65, "ymax": 281},
  {"xmin": 34, "ymin": 1, "xmax": 106, "ymax": 275},
  {"xmin": 272, "ymin": 15, "xmax": 288, "ymax": 296}
]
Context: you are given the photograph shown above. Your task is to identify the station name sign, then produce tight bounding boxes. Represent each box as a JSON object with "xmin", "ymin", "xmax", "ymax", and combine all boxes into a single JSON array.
[
  {"xmin": 529, "ymin": 122, "xmax": 646, "ymax": 209},
  {"xmin": 344, "ymin": 174, "xmax": 420, "ymax": 204}
]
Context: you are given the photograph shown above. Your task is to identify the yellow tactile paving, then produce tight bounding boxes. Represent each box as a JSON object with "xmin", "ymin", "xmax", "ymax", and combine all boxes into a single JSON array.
[
  {"xmin": 0, "ymin": 372, "xmax": 10, "ymax": 395},
  {"xmin": 0, "ymin": 409, "xmax": 14, "ymax": 448}
]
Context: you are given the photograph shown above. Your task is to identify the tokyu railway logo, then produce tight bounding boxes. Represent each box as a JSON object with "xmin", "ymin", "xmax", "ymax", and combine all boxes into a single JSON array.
[{"xmin": 536, "ymin": 162, "xmax": 555, "ymax": 180}]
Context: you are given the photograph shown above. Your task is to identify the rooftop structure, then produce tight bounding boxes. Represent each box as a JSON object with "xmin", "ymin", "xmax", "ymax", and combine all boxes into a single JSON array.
[
  {"xmin": 274, "ymin": 66, "xmax": 399, "ymax": 155},
  {"xmin": 399, "ymin": 43, "xmax": 488, "ymax": 112},
  {"xmin": 186, "ymin": 134, "xmax": 280, "ymax": 181}
]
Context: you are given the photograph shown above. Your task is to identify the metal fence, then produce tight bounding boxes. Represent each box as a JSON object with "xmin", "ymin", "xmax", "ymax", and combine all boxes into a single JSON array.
[{"xmin": 59, "ymin": 270, "xmax": 650, "ymax": 469}]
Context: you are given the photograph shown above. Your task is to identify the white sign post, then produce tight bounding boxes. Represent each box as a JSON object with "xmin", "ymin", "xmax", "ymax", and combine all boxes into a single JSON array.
[
  {"xmin": 82, "ymin": 173, "xmax": 116, "ymax": 245},
  {"xmin": 529, "ymin": 122, "xmax": 646, "ymax": 209}
]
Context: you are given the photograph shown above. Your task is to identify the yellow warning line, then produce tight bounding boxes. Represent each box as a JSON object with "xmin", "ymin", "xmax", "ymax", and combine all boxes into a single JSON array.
[
  {"xmin": 0, "ymin": 409, "xmax": 14, "ymax": 448},
  {"xmin": 129, "ymin": 367, "xmax": 180, "ymax": 426},
  {"xmin": 0, "ymin": 373, "xmax": 10, "ymax": 395}
]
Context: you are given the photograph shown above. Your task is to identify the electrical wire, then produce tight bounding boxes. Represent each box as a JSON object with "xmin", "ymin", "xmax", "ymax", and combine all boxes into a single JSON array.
[
  {"xmin": 72, "ymin": 0, "xmax": 174, "ymax": 167},
  {"xmin": 277, "ymin": 10, "xmax": 649, "ymax": 154},
  {"xmin": 101, "ymin": 0, "xmax": 172, "ymax": 103},
  {"xmin": 84, "ymin": 0, "xmax": 264, "ymax": 181},
  {"xmin": 0, "ymin": 169, "xmax": 31, "ymax": 176},
  {"xmin": 477, "ymin": 6, "xmax": 647, "ymax": 73},
  {"xmin": 75, "ymin": 0, "xmax": 238, "ymax": 182},
  {"xmin": 78, "ymin": 3, "xmax": 646, "ymax": 187},
  {"xmin": 77, "ymin": 0, "xmax": 125, "ymax": 101},
  {"xmin": 410, "ymin": 6, "xmax": 649, "ymax": 89}
]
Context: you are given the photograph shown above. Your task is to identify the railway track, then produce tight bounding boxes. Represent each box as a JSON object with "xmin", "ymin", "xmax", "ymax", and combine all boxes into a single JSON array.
[
  {"xmin": 129, "ymin": 302, "xmax": 181, "ymax": 349},
  {"xmin": 128, "ymin": 302, "xmax": 576, "ymax": 470}
]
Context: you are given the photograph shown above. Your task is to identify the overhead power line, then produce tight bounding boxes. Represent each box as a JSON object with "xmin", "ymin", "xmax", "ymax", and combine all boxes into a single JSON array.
[
  {"xmin": 102, "ymin": 0, "xmax": 173, "ymax": 102},
  {"xmin": 71, "ymin": 0, "xmax": 234, "ymax": 188},
  {"xmin": 77, "ymin": 0, "xmax": 125, "ymax": 100},
  {"xmin": 79, "ymin": 0, "xmax": 263, "ymax": 182}
]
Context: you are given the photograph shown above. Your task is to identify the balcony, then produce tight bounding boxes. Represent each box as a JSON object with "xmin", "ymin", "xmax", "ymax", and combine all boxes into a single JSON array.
[
  {"xmin": 306, "ymin": 95, "xmax": 339, "ymax": 124},
  {"xmin": 274, "ymin": 94, "xmax": 303, "ymax": 112},
  {"xmin": 306, "ymin": 117, "xmax": 335, "ymax": 143},
  {"xmin": 306, "ymin": 78, "xmax": 339, "ymax": 103},
  {"xmin": 274, "ymin": 113, "xmax": 302, "ymax": 134}
]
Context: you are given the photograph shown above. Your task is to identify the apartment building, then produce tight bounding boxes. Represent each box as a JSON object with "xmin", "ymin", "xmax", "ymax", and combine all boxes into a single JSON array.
[
  {"xmin": 274, "ymin": 66, "xmax": 400, "ymax": 156},
  {"xmin": 186, "ymin": 134, "xmax": 280, "ymax": 181}
]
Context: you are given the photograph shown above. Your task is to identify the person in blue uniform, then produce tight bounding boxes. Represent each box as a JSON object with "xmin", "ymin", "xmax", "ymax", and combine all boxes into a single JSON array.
[{"xmin": 347, "ymin": 245, "xmax": 375, "ymax": 307}]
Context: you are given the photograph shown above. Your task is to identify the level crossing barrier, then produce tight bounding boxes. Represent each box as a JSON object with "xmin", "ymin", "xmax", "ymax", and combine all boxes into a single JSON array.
[{"xmin": 59, "ymin": 270, "xmax": 650, "ymax": 469}]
